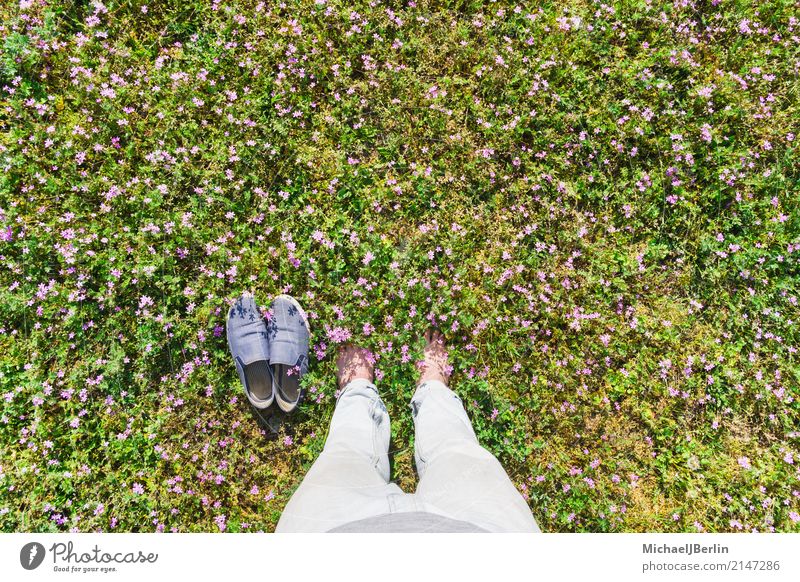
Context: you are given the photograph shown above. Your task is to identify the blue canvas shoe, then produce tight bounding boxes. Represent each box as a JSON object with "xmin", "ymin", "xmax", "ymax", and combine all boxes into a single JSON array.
[
  {"xmin": 267, "ymin": 294, "xmax": 310, "ymax": 413},
  {"xmin": 226, "ymin": 293, "xmax": 274, "ymax": 413}
]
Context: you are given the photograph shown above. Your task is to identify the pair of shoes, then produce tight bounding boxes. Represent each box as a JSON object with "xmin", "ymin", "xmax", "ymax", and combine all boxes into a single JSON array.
[{"xmin": 226, "ymin": 292, "xmax": 310, "ymax": 417}]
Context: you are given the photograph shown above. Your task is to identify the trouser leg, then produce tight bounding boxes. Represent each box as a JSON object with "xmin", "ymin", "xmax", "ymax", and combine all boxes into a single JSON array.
[
  {"xmin": 411, "ymin": 380, "xmax": 540, "ymax": 532},
  {"xmin": 276, "ymin": 379, "xmax": 401, "ymax": 532}
]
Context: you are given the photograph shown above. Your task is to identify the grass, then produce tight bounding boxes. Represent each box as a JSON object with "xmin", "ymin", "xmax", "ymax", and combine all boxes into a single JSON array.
[{"xmin": 0, "ymin": 0, "xmax": 798, "ymax": 532}]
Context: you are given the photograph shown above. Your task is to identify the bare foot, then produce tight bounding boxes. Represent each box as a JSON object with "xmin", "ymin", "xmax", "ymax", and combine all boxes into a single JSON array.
[
  {"xmin": 417, "ymin": 329, "xmax": 452, "ymax": 386},
  {"xmin": 336, "ymin": 344, "xmax": 375, "ymax": 389}
]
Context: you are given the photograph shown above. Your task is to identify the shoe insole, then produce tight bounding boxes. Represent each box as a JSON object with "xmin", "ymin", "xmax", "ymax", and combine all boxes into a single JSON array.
[
  {"xmin": 244, "ymin": 361, "xmax": 272, "ymax": 400},
  {"xmin": 273, "ymin": 363, "xmax": 300, "ymax": 402}
]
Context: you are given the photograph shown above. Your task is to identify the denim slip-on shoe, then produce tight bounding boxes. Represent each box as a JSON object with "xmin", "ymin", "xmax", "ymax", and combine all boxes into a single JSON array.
[
  {"xmin": 226, "ymin": 293, "xmax": 274, "ymax": 412},
  {"xmin": 268, "ymin": 294, "xmax": 310, "ymax": 413}
]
